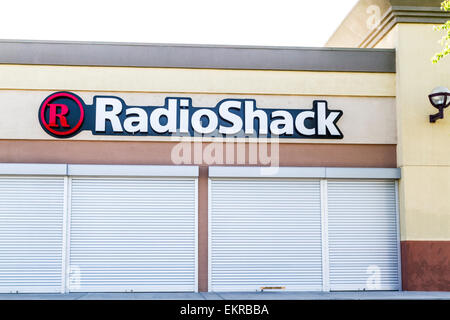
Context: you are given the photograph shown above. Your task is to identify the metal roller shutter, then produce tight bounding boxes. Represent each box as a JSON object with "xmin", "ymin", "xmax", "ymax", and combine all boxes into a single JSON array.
[
  {"xmin": 0, "ymin": 177, "xmax": 65, "ymax": 293},
  {"xmin": 69, "ymin": 178, "xmax": 197, "ymax": 292},
  {"xmin": 210, "ymin": 179, "xmax": 323, "ymax": 291},
  {"xmin": 327, "ymin": 180, "xmax": 400, "ymax": 291}
]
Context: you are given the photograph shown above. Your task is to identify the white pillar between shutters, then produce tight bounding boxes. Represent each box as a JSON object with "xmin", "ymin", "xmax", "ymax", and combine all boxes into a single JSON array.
[
  {"xmin": 320, "ymin": 179, "xmax": 330, "ymax": 292},
  {"xmin": 60, "ymin": 177, "xmax": 69, "ymax": 294}
]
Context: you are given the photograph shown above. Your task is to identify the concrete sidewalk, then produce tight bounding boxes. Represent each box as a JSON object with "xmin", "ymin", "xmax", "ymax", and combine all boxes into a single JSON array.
[{"xmin": 0, "ymin": 291, "xmax": 449, "ymax": 300}]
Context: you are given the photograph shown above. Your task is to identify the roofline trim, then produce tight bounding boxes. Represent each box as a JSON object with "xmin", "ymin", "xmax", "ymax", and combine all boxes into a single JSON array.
[{"xmin": 0, "ymin": 40, "xmax": 396, "ymax": 73}]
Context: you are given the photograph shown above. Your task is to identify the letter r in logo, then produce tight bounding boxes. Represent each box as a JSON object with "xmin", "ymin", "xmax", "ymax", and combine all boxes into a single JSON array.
[
  {"xmin": 39, "ymin": 92, "xmax": 85, "ymax": 138},
  {"xmin": 47, "ymin": 103, "xmax": 71, "ymax": 128}
]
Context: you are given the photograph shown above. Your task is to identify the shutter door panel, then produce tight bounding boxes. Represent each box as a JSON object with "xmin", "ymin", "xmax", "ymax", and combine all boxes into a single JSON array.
[
  {"xmin": 70, "ymin": 178, "xmax": 196, "ymax": 292},
  {"xmin": 327, "ymin": 180, "xmax": 399, "ymax": 291},
  {"xmin": 210, "ymin": 179, "xmax": 323, "ymax": 291},
  {"xmin": 0, "ymin": 177, "xmax": 64, "ymax": 293}
]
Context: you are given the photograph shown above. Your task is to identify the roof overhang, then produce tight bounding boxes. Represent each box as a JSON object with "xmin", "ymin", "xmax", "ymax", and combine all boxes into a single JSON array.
[{"xmin": 326, "ymin": 0, "xmax": 449, "ymax": 48}]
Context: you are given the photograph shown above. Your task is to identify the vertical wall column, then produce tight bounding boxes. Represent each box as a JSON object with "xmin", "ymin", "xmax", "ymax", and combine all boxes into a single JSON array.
[{"xmin": 198, "ymin": 166, "xmax": 209, "ymax": 292}]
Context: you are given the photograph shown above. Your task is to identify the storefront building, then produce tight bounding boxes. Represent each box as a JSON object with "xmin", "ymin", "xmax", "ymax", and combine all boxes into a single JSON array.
[{"xmin": 0, "ymin": 0, "xmax": 448, "ymax": 293}]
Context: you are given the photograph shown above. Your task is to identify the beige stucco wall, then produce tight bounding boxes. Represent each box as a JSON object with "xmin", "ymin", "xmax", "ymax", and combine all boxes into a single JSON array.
[
  {"xmin": 0, "ymin": 65, "xmax": 395, "ymax": 96},
  {"xmin": 332, "ymin": 17, "xmax": 450, "ymax": 240},
  {"xmin": 401, "ymin": 166, "xmax": 450, "ymax": 240},
  {"xmin": 391, "ymin": 23, "xmax": 450, "ymax": 240},
  {"xmin": 0, "ymin": 90, "xmax": 396, "ymax": 144},
  {"xmin": 326, "ymin": 0, "xmax": 392, "ymax": 47},
  {"xmin": 0, "ymin": 66, "xmax": 396, "ymax": 144},
  {"xmin": 374, "ymin": 25, "xmax": 398, "ymax": 49}
]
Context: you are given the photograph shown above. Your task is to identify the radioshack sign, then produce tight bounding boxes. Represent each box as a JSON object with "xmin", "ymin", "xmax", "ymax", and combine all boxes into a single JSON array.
[{"xmin": 39, "ymin": 92, "xmax": 344, "ymax": 139}]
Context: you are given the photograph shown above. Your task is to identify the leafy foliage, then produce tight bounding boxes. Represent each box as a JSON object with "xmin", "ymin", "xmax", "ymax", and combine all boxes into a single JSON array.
[{"xmin": 432, "ymin": 1, "xmax": 450, "ymax": 63}]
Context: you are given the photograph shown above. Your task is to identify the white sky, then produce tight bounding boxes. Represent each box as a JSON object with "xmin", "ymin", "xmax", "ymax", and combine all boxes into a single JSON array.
[{"xmin": 0, "ymin": 0, "xmax": 359, "ymax": 47}]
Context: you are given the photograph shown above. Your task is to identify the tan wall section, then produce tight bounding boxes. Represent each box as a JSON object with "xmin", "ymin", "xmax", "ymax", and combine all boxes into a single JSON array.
[
  {"xmin": 396, "ymin": 24, "xmax": 450, "ymax": 167},
  {"xmin": 400, "ymin": 166, "xmax": 450, "ymax": 240},
  {"xmin": 325, "ymin": 0, "xmax": 392, "ymax": 48},
  {"xmin": 393, "ymin": 24, "xmax": 450, "ymax": 241},
  {"xmin": 0, "ymin": 65, "xmax": 395, "ymax": 97},
  {"xmin": 374, "ymin": 25, "xmax": 398, "ymax": 49},
  {"xmin": 0, "ymin": 90, "xmax": 396, "ymax": 144}
]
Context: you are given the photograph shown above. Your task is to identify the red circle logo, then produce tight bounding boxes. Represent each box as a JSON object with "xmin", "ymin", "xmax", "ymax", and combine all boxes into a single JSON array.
[{"xmin": 39, "ymin": 92, "xmax": 85, "ymax": 138}]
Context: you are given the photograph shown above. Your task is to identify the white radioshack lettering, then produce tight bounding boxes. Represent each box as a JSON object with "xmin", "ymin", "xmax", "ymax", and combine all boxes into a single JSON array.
[
  {"xmin": 91, "ymin": 97, "xmax": 342, "ymax": 138},
  {"xmin": 245, "ymin": 100, "xmax": 268, "ymax": 135},
  {"xmin": 317, "ymin": 101, "xmax": 341, "ymax": 136},
  {"xmin": 95, "ymin": 97, "xmax": 123, "ymax": 132},
  {"xmin": 218, "ymin": 100, "xmax": 243, "ymax": 135}
]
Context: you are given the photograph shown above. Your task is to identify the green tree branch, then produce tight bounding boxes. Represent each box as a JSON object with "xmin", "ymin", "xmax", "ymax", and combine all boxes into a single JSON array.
[{"xmin": 432, "ymin": 0, "xmax": 450, "ymax": 63}]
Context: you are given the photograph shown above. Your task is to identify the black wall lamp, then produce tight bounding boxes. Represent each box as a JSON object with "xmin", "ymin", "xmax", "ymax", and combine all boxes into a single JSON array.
[{"xmin": 429, "ymin": 86, "xmax": 450, "ymax": 123}]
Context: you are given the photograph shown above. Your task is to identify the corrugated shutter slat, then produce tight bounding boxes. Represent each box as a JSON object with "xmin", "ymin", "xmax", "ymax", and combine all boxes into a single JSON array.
[
  {"xmin": 210, "ymin": 179, "xmax": 323, "ymax": 291},
  {"xmin": 69, "ymin": 178, "xmax": 196, "ymax": 292},
  {"xmin": 327, "ymin": 180, "xmax": 400, "ymax": 291},
  {"xmin": 0, "ymin": 177, "xmax": 64, "ymax": 293}
]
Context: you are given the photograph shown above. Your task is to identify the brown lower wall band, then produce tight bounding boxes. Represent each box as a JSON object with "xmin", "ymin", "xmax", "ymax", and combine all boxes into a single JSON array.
[
  {"xmin": 0, "ymin": 140, "xmax": 397, "ymax": 167},
  {"xmin": 401, "ymin": 241, "xmax": 450, "ymax": 291},
  {"xmin": 0, "ymin": 139, "xmax": 396, "ymax": 292}
]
